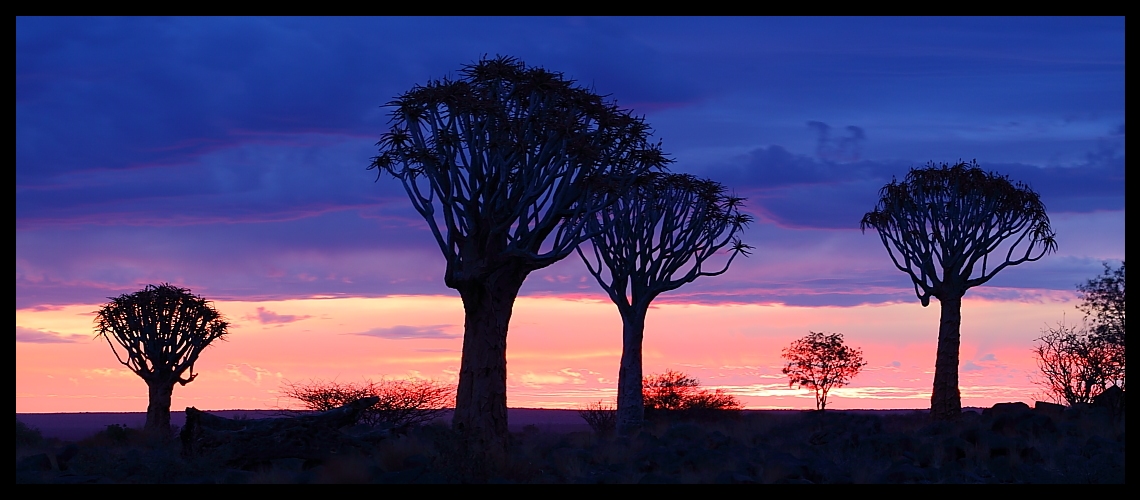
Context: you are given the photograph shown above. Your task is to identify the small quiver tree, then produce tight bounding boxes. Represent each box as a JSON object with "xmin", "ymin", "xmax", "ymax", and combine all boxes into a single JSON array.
[
  {"xmin": 781, "ymin": 331, "xmax": 866, "ymax": 411},
  {"xmin": 860, "ymin": 160, "xmax": 1056, "ymax": 420},
  {"xmin": 577, "ymin": 172, "xmax": 751, "ymax": 435},
  {"xmin": 95, "ymin": 283, "xmax": 228, "ymax": 434}
]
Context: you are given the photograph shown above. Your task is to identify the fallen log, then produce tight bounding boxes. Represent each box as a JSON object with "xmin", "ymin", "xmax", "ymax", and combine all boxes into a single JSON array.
[{"xmin": 180, "ymin": 396, "xmax": 383, "ymax": 468}]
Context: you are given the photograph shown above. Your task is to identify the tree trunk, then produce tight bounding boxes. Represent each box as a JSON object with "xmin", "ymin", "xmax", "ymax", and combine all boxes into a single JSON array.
[
  {"xmin": 616, "ymin": 306, "xmax": 647, "ymax": 436},
  {"xmin": 931, "ymin": 295, "xmax": 963, "ymax": 420},
  {"xmin": 452, "ymin": 264, "xmax": 529, "ymax": 478},
  {"xmin": 145, "ymin": 380, "xmax": 175, "ymax": 433}
]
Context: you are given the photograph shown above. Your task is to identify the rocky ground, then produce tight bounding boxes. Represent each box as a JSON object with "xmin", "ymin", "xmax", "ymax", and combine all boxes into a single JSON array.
[{"xmin": 15, "ymin": 402, "xmax": 1124, "ymax": 483}]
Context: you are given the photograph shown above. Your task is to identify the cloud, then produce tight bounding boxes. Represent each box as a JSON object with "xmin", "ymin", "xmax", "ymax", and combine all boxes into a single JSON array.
[
  {"xmin": 250, "ymin": 307, "xmax": 311, "ymax": 325},
  {"xmin": 351, "ymin": 325, "xmax": 459, "ymax": 340},
  {"xmin": 16, "ymin": 326, "xmax": 85, "ymax": 344},
  {"xmin": 225, "ymin": 363, "xmax": 281, "ymax": 386},
  {"xmin": 807, "ymin": 121, "xmax": 866, "ymax": 163},
  {"xmin": 687, "ymin": 144, "xmax": 1123, "ymax": 232}
]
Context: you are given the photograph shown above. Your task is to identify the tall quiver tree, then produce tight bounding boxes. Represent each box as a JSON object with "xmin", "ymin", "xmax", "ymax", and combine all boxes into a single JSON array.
[
  {"xmin": 861, "ymin": 160, "xmax": 1056, "ymax": 420},
  {"xmin": 369, "ymin": 56, "xmax": 669, "ymax": 465},
  {"xmin": 577, "ymin": 172, "xmax": 751, "ymax": 435},
  {"xmin": 95, "ymin": 283, "xmax": 229, "ymax": 433}
]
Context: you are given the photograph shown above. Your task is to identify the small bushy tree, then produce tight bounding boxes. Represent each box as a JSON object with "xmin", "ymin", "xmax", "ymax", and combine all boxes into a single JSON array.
[
  {"xmin": 281, "ymin": 378, "xmax": 453, "ymax": 429},
  {"xmin": 782, "ymin": 331, "xmax": 866, "ymax": 411},
  {"xmin": 95, "ymin": 283, "xmax": 229, "ymax": 433},
  {"xmin": 1033, "ymin": 262, "xmax": 1125, "ymax": 404},
  {"xmin": 1032, "ymin": 320, "xmax": 1121, "ymax": 406}
]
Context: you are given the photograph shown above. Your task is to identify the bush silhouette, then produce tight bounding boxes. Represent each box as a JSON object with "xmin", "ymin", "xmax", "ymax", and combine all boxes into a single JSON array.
[
  {"xmin": 577, "ymin": 400, "xmax": 617, "ymax": 437},
  {"xmin": 642, "ymin": 369, "xmax": 741, "ymax": 420},
  {"xmin": 281, "ymin": 378, "xmax": 453, "ymax": 430}
]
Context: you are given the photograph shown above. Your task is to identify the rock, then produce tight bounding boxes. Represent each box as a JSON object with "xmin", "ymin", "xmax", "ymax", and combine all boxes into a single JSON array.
[
  {"xmin": 1091, "ymin": 386, "xmax": 1124, "ymax": 416},
  {"xmin": 180, "ymin": 396, "xmax": 382, "ymax": 468},
  {"xmin": 984, "ymin": 402, "xmax": 1031, "ymax": 417},
  {"xmin": 1034, "ymin": 401, "xmax": 1065, "ymax": 416}
]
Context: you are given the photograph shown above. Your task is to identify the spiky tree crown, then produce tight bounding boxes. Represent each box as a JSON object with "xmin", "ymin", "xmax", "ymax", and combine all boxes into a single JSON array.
[
  {"xmin": 95, "ymin": 283, "xmax": 228, "ymax": 385},
  {"xmin": 861, "ymin": 160, "xmax": 1057, "ymax": 305},
  {"xmin": 370, "ymin": 56, "xmax": 671, "ymax": 279}
]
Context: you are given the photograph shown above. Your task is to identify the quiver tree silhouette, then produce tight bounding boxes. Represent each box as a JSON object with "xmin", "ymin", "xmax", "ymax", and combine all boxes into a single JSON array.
[
  {"xmin": 576, "ymin": 172, "xmax": 750, "ymax": 434},
  {"xmin": 369, "ymin": 56, "xmax": 669, "ymax": 468},
  {"xmin": 781, "ymin": 331, "xmax": 866, "ymax": 411},
  {"xmin": 94, "ymin": 283, "xmax": 228, "ymax": 433},
  {"xmin": 860, "ymin": 160, "xmax": 1056, "ymax": 420}
]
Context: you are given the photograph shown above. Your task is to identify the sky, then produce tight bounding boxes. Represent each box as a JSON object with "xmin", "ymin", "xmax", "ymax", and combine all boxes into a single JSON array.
[{"xmin": 16, "ymin": 17, "xmax": 1124, "ymax": 414}]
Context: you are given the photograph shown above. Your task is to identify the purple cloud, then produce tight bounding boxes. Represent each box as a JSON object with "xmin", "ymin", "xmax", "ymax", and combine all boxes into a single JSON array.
[
  {"xmin": 16, "ymin": 326, "xmax": 86, "ymax": 344},
  {"xmin": 351, "ymin": 325, "xmax": 459, "ymax": 340},
  {"xmin": 250, "ymin": 307, "xmax": 311, "ymax": 325}
]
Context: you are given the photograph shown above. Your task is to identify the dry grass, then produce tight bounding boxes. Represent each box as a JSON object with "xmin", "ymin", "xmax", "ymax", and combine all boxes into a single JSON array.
[{"xmin": 16, "ymin": 404, "xmax": 1124, "ymax": 483}]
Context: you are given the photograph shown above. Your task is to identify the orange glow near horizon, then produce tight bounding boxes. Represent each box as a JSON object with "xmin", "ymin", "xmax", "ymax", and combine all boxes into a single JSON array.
[{"xmin": 16, "ymin": 292, "xmax": 1076, "ymax": 414}]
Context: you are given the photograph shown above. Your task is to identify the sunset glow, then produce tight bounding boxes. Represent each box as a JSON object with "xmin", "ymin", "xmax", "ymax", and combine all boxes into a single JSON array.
[{"xmin": 16, "ymin": 293, "xmax": 1083, "ymax": 413}]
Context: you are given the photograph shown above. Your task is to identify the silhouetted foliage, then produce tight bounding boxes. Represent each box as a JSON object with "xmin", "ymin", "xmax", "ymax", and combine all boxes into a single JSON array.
[
  {"xmin": 1032, "ymin": 319, "xmax": 1123, "ymax": 406},
  {"xmin": 369, "ymin": 55, "xmax": 668, "ymax": 469},
  {"xmin": 861, "ymin": 160, "xmax": 1056, "ymax": 420},
  {"xmin": 1077, "ymin": 261, "xmax": 1125, "ymax": 388},
  {"xmin": 781, "ymin": 331, "xmax": 866, "ymax": 410},
  {"xmin": 94, "ymin": 283, "xmax": 229, "ymax": 433},
  {"xmin": 281, "ymin": 378, "xmax": 453, "ymax": 429},
  {"xmin": 642, "ymin": 370, "xmax": 742, "ymax": 420},
  {"xmin": 16, "ymin": 419, "xmax": 44, "ymax": 447},
  {"xmin": 577, "ymin": 172, "xmax": 751, "ymax": 434},
  {"xmin": 577, "ymin": 400, "xmax": 617, "ymax": 437}
]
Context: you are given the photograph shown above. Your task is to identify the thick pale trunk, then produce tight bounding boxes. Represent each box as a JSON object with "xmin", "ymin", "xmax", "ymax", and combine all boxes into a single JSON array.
[
  {"xmin": 145, "ymin": 380, "xmax": 175, "ymax": 433},
  {"xmin": 931, "ymin": 296, "xmax": 963, "ymax": 420},
  {"xmin": 616, "ymin": 306, "xmax": 647, "ymax": 436},
  {"xmin": 452, "ymin": 265, "xmax": 528, "ymax": 476}
]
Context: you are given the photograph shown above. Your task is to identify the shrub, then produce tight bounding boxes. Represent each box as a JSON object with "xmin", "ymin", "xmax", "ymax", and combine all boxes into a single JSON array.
[
  {"xmin": 281, "ymin": 378, "xmax": 453, "ymax": 429},
  {"xmin": 16, "ymin": 419, "xmax": 44, "ymax": 447},
  {"xmin": 643, "ymin": 369, "xmax": 742, "ymax": 420},
  {"xmin": 577, "ymin": 400, "xmax": 617, "ymax": 436}
]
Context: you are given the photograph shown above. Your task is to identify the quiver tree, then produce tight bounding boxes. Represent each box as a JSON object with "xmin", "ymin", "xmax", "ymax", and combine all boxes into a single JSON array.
[
  {"xmin": 860, "ymin": 160, "xmax": 1056, "ymax": 420},
  {"xmin": 94, "ymin": 283, "xmax": 229, "ymax": 433},
  {"xmin": 369, "ymin": 56, "xmax": 669, "ymax": 466},
  {"xmin": 576, "ymin": 172, "xmax": 750, "ymax": 434},
  {"xmin": 781, "ymin": 331, "xmax": 866, "ymax": 411}
]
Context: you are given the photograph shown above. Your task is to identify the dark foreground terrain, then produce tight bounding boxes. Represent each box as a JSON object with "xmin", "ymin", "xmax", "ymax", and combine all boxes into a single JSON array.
[{"xmin": 16, "ymin": 403, "xmax": 1124, "ymax": 483}]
